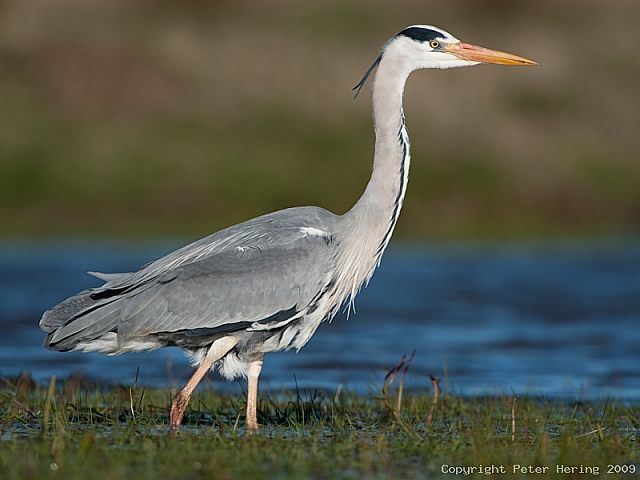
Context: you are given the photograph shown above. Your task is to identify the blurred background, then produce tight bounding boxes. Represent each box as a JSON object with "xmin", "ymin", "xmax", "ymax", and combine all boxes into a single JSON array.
[
  {"xmin": 0, "ymin": 0, "xmax": 638, "ymax": 397},
  {"xmin": 1, "ymin": 0, "xmax": 639, "ymax": 239}
]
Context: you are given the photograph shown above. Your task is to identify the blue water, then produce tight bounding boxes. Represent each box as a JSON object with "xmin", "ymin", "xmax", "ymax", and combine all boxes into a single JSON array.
[{"xmin": 1, "ymin": 241, "xmax": 638, "ymax": 399}]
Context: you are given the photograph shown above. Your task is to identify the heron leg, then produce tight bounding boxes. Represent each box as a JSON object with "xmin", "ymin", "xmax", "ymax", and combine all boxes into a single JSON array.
[
  {"xmin": 246, "ymin": 354, "xmax": 264, "ymax": 432},
  {"xmin": 170, "ymin": 336, "xmax": 237, "ymax": 427}
]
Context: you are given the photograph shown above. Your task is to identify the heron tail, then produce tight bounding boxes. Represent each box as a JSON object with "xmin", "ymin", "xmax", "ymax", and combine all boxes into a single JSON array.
[
  {"xmin": 39, "ymin": 270, "xmax": 137, "ymax": 351},
  {"xmin": 41, "ymin": 293, "xmax": 123, "ymax": 352},
  {"xmin": 41, "ymin": 274, "xmax": 133, "ymax": 352}
]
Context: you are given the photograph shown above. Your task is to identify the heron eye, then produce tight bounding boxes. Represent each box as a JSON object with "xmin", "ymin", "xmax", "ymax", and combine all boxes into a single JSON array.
[{"xmin": 429, "ymin": 40, "xmax": 440, "ymax": 49}]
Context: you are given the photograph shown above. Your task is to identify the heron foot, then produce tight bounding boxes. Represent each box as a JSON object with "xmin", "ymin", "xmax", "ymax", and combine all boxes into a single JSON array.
[
  {"xmin": 246, "ymin": 416, "xmax": 260, "ymax": 433},
  {"xmin": 170, "ymin": 390, "xmax": 189, "ymax": 427}
]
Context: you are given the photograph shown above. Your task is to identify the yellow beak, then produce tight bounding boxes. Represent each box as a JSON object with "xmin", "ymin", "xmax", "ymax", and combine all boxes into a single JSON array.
[{"xmin": 444, "ymin": 42, "xmax": 538, "ymax": 66}]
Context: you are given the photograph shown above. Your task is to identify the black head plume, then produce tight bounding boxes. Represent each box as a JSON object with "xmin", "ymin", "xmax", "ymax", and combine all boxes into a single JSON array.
[
  {"xmin": 352, "ymin": 52, "xmax": 382, "ymax": 99},
  {"xmin": 398, "ymin": 26, "xmax": 446, "ymax": 43}
]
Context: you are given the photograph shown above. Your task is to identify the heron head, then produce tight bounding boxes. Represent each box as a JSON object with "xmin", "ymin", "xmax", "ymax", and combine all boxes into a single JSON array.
[
  {"xmin": 354, "ymin": 25, "xmax": 537, "ymax": 97},
  {"xmin": 391, "ymin": 25, "xmax": 537, "ymax": 70}
]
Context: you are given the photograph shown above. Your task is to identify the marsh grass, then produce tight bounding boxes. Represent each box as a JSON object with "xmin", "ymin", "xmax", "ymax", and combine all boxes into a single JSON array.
[{"xmin": 0, "ymin": 376, "xmax": 638, "ymax": 479}]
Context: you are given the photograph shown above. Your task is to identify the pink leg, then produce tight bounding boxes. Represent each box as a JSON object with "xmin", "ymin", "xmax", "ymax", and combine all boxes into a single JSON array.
[
  {"xmin": 246, "ymin": 355, "xmax": 264, "ymax": 432},
  {"xmin": 170, "ymin": 356, "xmax": 215, "ymax": 426},
  {"xmin": 170, "ymin": 337, "xmax": 237, "ymax": 427}
]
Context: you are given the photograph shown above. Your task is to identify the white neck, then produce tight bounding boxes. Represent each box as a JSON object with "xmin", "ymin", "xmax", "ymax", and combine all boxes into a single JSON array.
[
  {"xmin": 347, "ymin": 44, "xmax": 413, "ymax": 252},
  {"xmin": 335, "ymin": 45, "xmax": 414, "ymax": 307}
]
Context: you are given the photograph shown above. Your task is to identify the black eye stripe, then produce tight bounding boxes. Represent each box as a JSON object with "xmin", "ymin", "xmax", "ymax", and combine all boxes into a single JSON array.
[{"xmin": 398, "ymin": 27, "xmax": 445, "ymax": 43}]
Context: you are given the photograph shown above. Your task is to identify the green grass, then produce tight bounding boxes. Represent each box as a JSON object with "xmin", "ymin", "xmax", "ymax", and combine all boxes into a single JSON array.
[{"xmin": 1, "ymin": 377, "xmax": 638, "ymax": 479}]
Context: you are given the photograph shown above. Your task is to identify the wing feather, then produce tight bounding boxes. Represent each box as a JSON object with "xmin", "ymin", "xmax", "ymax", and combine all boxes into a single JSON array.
[
  {"xmin": 42, "ymin": 207, "xmax": 339, "ymax": 350},
  {"xmin": 118, "ymin": 232, "xmax": 333, "ymax": 339}
]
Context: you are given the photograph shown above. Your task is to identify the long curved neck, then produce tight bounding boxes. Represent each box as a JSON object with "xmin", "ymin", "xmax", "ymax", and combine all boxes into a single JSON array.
[
  {"xmin": 346, "ymin": 50, "xmax": 413, "ymax": 253},
  {"xmin": 330, "ymin": 49, "xmax": 413, "ymax": 308}
]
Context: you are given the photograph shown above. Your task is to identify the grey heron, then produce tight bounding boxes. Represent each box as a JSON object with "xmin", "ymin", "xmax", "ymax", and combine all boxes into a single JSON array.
[{"xmin": 40, "ymin": 25, "xmax": 536, "ymax": 430}]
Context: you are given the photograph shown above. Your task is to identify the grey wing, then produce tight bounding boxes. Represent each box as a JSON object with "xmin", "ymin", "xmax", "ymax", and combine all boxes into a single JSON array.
[
  {"xmin": 117, "ymin": 232, "xmax": 335, "ymax": 340},
  {"xmin": 107, "ymin": 207, "xmax": 336, "ymax": 289},
  {"xmin": 43, "ymin": 207, "xmax": 339, "ymax": 349}
]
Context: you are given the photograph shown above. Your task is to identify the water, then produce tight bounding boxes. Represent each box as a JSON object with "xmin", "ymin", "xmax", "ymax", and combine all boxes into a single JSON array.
[{"xmin": 1, "ymin": 241, "xmax": 638, "ymax": 399}]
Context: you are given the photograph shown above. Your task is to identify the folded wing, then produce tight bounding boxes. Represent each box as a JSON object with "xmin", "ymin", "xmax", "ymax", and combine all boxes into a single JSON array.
[{"xmin": 41, "ymin": 207, "xmax": 338, "ymax": 351}]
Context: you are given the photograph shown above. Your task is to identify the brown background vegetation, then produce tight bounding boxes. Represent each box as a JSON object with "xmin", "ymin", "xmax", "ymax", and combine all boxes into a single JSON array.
[{"xmin": 1, "ymin": 0, "xmax": 638, "ymax": 239}]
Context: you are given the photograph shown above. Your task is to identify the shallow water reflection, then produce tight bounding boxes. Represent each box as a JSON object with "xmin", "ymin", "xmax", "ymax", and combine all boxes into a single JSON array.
[{"xmin": 1, "ymin": 241, "xmax": 638, "ymax": 399}]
